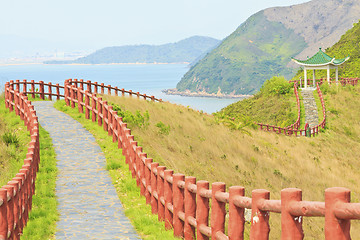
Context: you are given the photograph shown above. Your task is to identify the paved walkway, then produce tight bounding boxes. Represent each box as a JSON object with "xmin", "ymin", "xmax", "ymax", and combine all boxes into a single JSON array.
[
  {"xmin": 301, "ymin": 88, "xmax": 319, "ymax": 128},
  {"xmin": 33, "ymin": 101, "xmax": 140, "ymax": 240}
]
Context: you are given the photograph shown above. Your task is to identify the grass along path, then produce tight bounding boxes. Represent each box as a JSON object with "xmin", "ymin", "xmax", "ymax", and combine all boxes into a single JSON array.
[
  {"xmin": 0, "ymin": 96, "xmax": 58, "ymax": 239},
  {"xmin": 53, "ymin": 100, "xmax": 176, "ymax": 240}
]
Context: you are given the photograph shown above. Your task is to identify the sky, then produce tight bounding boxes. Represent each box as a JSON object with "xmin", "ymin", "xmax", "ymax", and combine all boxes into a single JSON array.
[{"xmin": 0, "ymin": 0, "xmax": 310, "ymax": 51}]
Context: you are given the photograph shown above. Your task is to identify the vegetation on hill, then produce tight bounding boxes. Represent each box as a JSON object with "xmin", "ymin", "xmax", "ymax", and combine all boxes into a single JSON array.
[
  {"xmin": 99, "ymin": 82, "xmax": 360, "ymax": 238},
  {"xmin": 294, "ymin": 20, "xmax": 360, "ymax": 79},
  {"xmin": 216, "ymin": 76, "xmax": 297, "ymax": 127},
  {"xmin": 177, "ymin": 11, "xmax": 307, "ymax": 95},
  {"xmin": 45, "ymin": 36, "xmax": 220, "ymax": 64},
  {"xmin": 177, "ymin": 0, "xmax": 360, "ymax": 95}
]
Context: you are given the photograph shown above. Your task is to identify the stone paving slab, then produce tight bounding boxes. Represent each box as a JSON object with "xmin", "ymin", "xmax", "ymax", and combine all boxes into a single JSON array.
[
  {"xmin": 302, "ymin": 89, "xmax": 319, "ymax": 128},
  {"xmin": 32, "ymin": 101, "xmax": 141, "ymax": 240}
]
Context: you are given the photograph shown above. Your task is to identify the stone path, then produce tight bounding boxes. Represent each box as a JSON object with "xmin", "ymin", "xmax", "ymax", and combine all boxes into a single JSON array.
[
  {"xmin": 301, "ymin": 88, "xmax": 319, "ymax": 128},
  {"xmin": 32, "ymin": 101, "xmax": 140, "ymax": 240}
]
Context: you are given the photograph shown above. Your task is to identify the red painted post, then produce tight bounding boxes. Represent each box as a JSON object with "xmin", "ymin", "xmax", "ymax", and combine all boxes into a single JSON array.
[
  {"xmin": 87, "ymin": 80, "xmax": 92, "ymax": 93},
  {"xmin": 71, "ymin": 86, "xmax": 76, "ymax": 108},
  {"xmin": 325, "ymin": 187, "xmax": 351, "ymax": 240},
  {"xmin": 101, "ymin": 83, "xmax": 105, "ymax": 94},
  {"xmin": 30, "ymin": 80, "xmax": 35, "ymax": 99},
  {"xmin": 39, "ymin": 81, "xmax": 44, "ymax": 100},
  {"xmin": 164, "ymin": 169, "xmax": 174, "ymax": 230},
  {"xmin": 281, "ymin": 188, "xmax": 303, "ymax": 240},
  {"xmin": 103, "ymin": 101, "xmax": 108, "ymax": 132},
  {"xmin": 13, "ymin": 176, "xmax": 24, "ymax": 233},
  {"xmin": 94, "ymin": 82, "xmax": 98, "ymax": 94},
  {"xmin": 157, "ymin": 166, "xmax": 166, "ymax": 221},
  {"xmin": 79, "ymin": 79, "xmax": 84, "ymax": 89},
  {"xmin": 129, "ymin": 90, "xmax": 133, "ymax": 97},
  {"xmin": 97, "ymin": 97, "xmax": 102, "ymax": 126},
  {"xmin": 150, "ymin": 162, "xmax": 159, "ymax": 214},
  {"xmin": 173, "ymin": 174, "xmax": 185, "ymax": 238},
  {"xmin": 91, "ymin": 94, "xmax": 97, "ymax": 122},
  {"xmin": 22, "ymin": 80, "xmax": 27, "ymax": 94},
  {"xmin": 108, "ymin": 85, "xmax": 111, "ymax": 95},
  {"xmin": 85, "ymin": 90, "xmax": 90, "ymax": 119},
  {"xmin": 211, "ymin": 182, "xmax": 226, "ymax": 239},
  {"xmin": 184, "ymin": 176, "xmax": 196, "ymax": 240},
  {"xmin": 144, "ymin": 158, "xmax": 153, "ymax": 204},
  {"xmin": 196, "ymin": 180, "xmax": 210, "ymax": 240},
  {"xmin": 8, "ymin": 181, "xmax": 20, "ymax": 240},
  {"xmin": 3, "ymin": 185, "xmax": 14, "ymax": 240},
  {"xmin": 78, "ymin": 87, "xmax": 84, "ymax": 113},
  {"xmin": 48, "ymin": 82, "xmax": 52, "ymax": 100},
  {"xmin": 115, "ymin": 87, "xmax": 118, "ymax": 96},
  {"xmin": 0, "ymin": 188, "xmax": 8, "ymax": 240},
  {"xmin": 121, "ymin": 88, "xmax": 125, "ymax": 97},
  {"xmin": 250, "ymin": 189, "xmax": 270, "ymax": 240},
  {"xmin": 135, "ymin": 146, "xmax": 142, "ymax": 186},
  {"xmin": 107, "ymin": 106, "xmax": 113, "ymax": 136},
  {"xmin": 229, "ymin": 186, "xmax": 246, "ymax": 240}
]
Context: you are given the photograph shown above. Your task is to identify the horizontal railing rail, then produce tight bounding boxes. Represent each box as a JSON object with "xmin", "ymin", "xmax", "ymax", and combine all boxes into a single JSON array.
[{"xmin": 2, "ymin": 82, "xmax": 40, "ymax": 240}]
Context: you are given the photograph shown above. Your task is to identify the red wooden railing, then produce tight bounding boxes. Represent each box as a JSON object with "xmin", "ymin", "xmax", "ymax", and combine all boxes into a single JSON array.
[
  {"xmin": 4, "ymin": 79, "xmax": 360, "ymax": 239},
  {"xmin": 1, "ymin": 81, "xmax": 40, "ymax": 240}
]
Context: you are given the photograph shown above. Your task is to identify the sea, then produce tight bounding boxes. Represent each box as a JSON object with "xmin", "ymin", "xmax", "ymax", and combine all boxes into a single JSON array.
[{"xmin": 0, "ymin": 63, "xmax": 243, "ymax": 113}]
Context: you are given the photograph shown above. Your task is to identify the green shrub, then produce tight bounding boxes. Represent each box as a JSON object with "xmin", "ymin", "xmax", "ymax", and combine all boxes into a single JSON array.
[
  {"xmin": 260, "ymin": 76, "xmax": 292, "ymax": 96},
  {"xmin": 2, "ymin": 131, "xmax": 19, "ymax": 147},
  {"xmin": 155, "ymin": 121, "xmax": 170, "ymax": 135},
  {"xmin": 111, "ymin": 103, "xmax": 150, "ymax": 128}
]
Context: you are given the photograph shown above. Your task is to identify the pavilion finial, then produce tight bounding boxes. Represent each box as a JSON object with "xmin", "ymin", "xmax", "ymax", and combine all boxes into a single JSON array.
[{"xmin": 319, "ymin": 47, "xmax": 322, "ymax": 51}]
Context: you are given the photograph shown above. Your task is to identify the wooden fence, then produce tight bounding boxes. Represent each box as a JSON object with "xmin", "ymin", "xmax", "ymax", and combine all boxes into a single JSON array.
[
  {"xmin": 4, "ymin": 79, "xmax": 360, "ymax": 239},
  {"xmin": 1, "ymin": 82, "xmax": 40, "ymax": 240}
]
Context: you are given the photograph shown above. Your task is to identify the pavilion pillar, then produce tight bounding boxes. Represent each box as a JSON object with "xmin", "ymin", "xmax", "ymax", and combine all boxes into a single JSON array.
[
  {"xmin": 327, "ymin": 66, "xmax": 330, "ymax": 84},
  {"xmin": 335, "ymin": 68, "xmax": 339, "ymax": 85},
  {"xmin": 304, "ymin": 68, "xmax": 307, "ymax": 88},
  {"xmin": 313, "ymin": 69, "xmax": 316, "ymax": 87}
]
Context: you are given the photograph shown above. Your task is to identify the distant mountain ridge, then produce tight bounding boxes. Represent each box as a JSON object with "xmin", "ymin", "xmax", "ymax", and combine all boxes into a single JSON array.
[
  {"xmin": 176, "ymin": 0, "xmax": 360, "ymax": 95},
  {"xmin": 45, "ymin": 36, "xmax": 220, "ymax": 64}
]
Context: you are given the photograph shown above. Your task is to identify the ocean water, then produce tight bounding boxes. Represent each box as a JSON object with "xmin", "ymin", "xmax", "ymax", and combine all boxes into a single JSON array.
[{"xmin": 0, "ymin": 64, "xmax": 242, "ymax": 113}]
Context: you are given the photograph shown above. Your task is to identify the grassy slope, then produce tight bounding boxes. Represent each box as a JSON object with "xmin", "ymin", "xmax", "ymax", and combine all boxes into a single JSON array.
[
  {"xmin": 294, "ymin": 20, "xmax": 360, "ymax": 79},
  {"xmin": 101, "ymin": 83, "xmax": 360, "ymax": 238},
  {"xmin": 177, "ymin": 11, "xmax": 307, "ymax": 95}
]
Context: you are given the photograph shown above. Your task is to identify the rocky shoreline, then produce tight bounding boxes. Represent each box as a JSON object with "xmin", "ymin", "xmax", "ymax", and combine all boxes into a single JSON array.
[{"xmin": 162, "ymin": 88, "xmax": 251, "ymax": 99}]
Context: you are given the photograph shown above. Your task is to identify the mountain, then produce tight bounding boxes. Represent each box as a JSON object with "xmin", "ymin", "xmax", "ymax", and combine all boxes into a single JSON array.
[
  {"xmin": 294, "ymin": 19, "xmax": 360, "ymax": 79},
  {"xmin": 45, "ymin": 36, "xmax": 220, "ymax": 64},
  {"xmin": 176, "ymin": 0, "xmax": 360, "ymax": 95}
]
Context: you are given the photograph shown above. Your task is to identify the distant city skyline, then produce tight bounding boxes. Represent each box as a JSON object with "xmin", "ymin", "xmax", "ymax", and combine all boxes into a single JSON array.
[{"xmin": 1, "ymin": 0, "xmax": 309, "ymax": 52}]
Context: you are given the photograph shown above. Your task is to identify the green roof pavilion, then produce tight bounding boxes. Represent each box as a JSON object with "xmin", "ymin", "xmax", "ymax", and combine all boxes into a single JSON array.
[{"xmin": 291, "ymin": 48, "xmax": 350, "ymax": 88}]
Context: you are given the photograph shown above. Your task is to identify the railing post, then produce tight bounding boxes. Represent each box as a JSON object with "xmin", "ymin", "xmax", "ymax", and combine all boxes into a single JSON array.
[
  {"xmin": 101, "ymin": 83, "xmax": 104, "ymax": 94},
  {"xmin": 250, "ymin": 189, "xmax": 270, "ymax": 240},
  {"xmin": 157, "ymin": 166, "xmax": 166, "ymax": 222},
  {"xmin": 150, "ymin": 162, "xmax": 159, "ymax": 214},
  {"xmin": 325, "ymin": 187, "xmax": 351, "ymax": 240},
  {"xmin": 164, "ymin": 169, "xmax": 174, "ymax": 230},
  {"xmin": 184, "ymin": 176, "xmax": 196, "ymax": 240},
  {"xmin": 281, "ymin": 188, "xmax": 303, "ymax": 240},
  {"xmin": 86, "ymin": 80, "xmax": 91, "ymax": 93},
  {"xmin": 91, "ymin": 94, "xmax": 97, "ymax": 122},
  {"xmin": 48, "ymin": 82, "xmax": 52, "ymax": 100},
  {"xmin": 56, "ymin": 84, "xmax": 60, "ymax": 100},
  {"xmin": 196, "ymin": 180, "xmax": 209, "ymax": 240},
  {"xmin": 0, "ymin": 188, "xmax": 8, "ymax": 240},
  {"xmin": 22, "ymin": 80, "xmax": 27, "ymax": 94},
  {"xmin": 121, "ymin": 88, "xmax": 125, "ymax": 97},
  {"xmin": 78, "ymin": 87, "xmax": 83, "ymax": 113},
  {"xmin": 229, "ymin": 186, "xmax": 245, "ymax": 240},
  {"xmin": 39, "ymin": 81, "xmax": 44, "ymax": 100},
  {"xmin": 30, "ymin": 80, "xmax": 35, "ymax": 99},
  {"xmin": 211, "ymin": 182, "xmax": 226, "ymax": 239},
  {"xmin": 103, "ymin": 101, "xmax": 108, "ymax": 131},
  {"xmin": 8, "ymin": 181, "xmax": 20, "ymax": 240},
  {"xmin": 97, "ymin": 97, "xmax": 102, "ymax": 126},
  {"xmin": 144, "ymin": 158, "xmax": 153, "ymax": 204},
  {"xmin": 3, "ymin": 185, "xmax": 14, "ymax": 240},
  {"xmin": 173, "ymin": 174, "xmax": 185, "ymax": 238},
  {"xmin": 108, "ymin": 85, "xmax": 111, "ymax": 95},
  {"xmin": 115, "ymin": 87, "xmax": 118, "ymax": 96},
  {"xmin": 71, "ymin": 86, "xmax": 76, "ymax": 108},
  {"xmin": 85, "ymin": 90, "xmax": 90, "ymax": 119},
  {"xmin": 94, "ymin": 82, "xmax": 98, "ymax": 94}
]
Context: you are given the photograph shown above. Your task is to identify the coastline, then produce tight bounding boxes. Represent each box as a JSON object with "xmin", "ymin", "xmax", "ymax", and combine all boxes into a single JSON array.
[{"xmin": 162, "ymin": 88, "xmax": 252, "ymax": 99}]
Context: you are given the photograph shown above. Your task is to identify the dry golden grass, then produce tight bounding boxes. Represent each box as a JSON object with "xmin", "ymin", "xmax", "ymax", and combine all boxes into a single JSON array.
[{"xmin": 101, "ymin": 84, "xmax": 360, "ymax": 238}]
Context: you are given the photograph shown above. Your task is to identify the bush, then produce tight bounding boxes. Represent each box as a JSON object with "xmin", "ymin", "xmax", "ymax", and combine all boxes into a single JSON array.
[
  {"xmin": 260, "ymin": 76, "xmax": 292, "ymax": 96},
  {"xmin": 155, "ymin": 121, "xmax": 170, "ymax": 135},
  {"xmin": 2, "ymin": 131, "xmax": 19, "ymax": 147},
  {"xmin": 110, "ymin": 103, "xmax": 150, "ymax": 128}
]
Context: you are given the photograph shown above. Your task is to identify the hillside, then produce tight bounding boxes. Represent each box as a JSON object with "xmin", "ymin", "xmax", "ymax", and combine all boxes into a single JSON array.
[
  {"xmin": 45, "ymin": 36, "xmax": 220, "ymax": 64},
  {"xmin": 177, "ymin": 0, "xmax": 360, "ymax": 95},
  {"xmin": 294, "ymin": 20, "xmax": 360, "ymax": 79},
  {"xmin": 99, "ymin": 82, "xmax": 360, "ymax": 238}
]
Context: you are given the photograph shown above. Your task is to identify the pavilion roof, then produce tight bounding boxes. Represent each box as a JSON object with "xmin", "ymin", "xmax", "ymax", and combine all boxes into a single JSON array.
[{"xmin": 291, "ymin": 48, "xmax": 349, "ymax": 67}]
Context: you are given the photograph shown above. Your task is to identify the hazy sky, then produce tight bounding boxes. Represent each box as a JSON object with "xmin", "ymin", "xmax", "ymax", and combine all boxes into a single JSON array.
[{"xmin": 1, "ymin": 0, "xmax": 310, "ymax": 50}]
